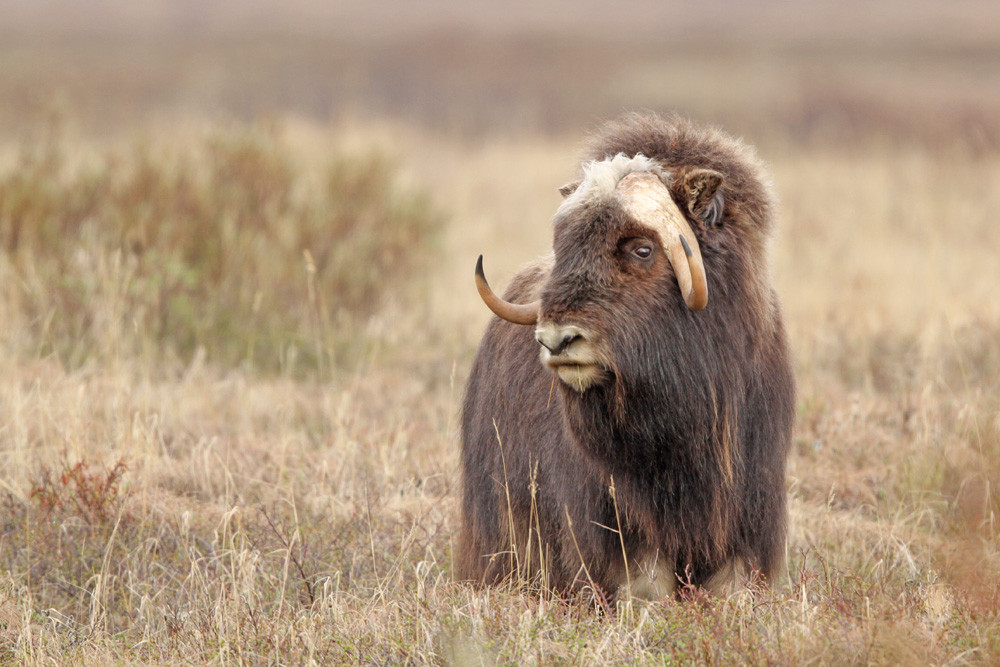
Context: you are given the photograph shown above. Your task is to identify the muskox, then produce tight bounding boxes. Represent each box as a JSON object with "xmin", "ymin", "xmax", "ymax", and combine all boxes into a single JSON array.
[{"xmin": 458, "ymin": 112, "xmax": 795, "ymax": 599}]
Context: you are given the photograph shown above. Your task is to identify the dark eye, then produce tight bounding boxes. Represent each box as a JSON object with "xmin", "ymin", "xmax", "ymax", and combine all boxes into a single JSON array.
[
  {"xmin": 633, "ymin": 245, "xmax": 653, "ymax": 259},
  {"xmin": 619, "ymin": 237, "xmax": 656, "ymax": 263}
]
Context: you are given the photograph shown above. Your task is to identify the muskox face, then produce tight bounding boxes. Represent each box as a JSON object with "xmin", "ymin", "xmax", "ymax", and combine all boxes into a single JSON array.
[{"xmin": 475, "ymin": 153, "xmax": 724, "ymax": 392}]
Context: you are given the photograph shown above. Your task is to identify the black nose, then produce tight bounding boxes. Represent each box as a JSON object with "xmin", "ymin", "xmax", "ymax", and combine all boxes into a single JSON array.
[{"xmin": 535, "ymin": 331, "xmax": 579, "ymax": 355}]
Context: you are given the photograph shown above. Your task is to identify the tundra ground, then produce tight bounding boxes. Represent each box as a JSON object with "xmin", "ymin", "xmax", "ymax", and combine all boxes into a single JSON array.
[
  {"xmin": 2, "ymin": 3, "xmax": 1000, "ymax": 663},
  {"xmin": 0, "ymin": 118, "xmax": 997, "ymax": 664}
]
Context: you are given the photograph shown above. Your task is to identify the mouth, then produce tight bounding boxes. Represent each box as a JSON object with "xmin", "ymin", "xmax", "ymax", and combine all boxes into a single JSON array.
[
  {"xmin": 535, "ymin": 322, "xmax": 608, "ymax": 392},
  {"xmin": 543, "ymin": 357, "xmax": 605, "ymax": 392}
]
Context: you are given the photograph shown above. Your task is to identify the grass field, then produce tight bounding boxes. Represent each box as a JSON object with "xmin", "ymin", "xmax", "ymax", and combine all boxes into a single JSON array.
[{"xmin": 1, "ymin": 2, "xmax": 1000, "ymax": 663}]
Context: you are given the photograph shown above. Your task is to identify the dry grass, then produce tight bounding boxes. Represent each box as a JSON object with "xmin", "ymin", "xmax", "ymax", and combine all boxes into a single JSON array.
[
  {"xmin": 2, "ymin": 2, "xmax": 1000, "ymax": 663},
  {"xmin": 0, "ymin": 116, "xmax": 997, "ymax": 664}
]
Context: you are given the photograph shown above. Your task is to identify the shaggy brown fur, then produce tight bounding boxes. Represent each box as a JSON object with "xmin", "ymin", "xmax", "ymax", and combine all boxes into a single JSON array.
[{"xmin": 458, "ymin": 112, "xmax": 795, "ymax": 598}]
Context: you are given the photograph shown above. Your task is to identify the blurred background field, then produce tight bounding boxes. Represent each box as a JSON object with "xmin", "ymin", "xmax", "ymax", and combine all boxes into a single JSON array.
[{"xmin": 1, "ymin": 0, "xmax": 999, "ymax": 663}]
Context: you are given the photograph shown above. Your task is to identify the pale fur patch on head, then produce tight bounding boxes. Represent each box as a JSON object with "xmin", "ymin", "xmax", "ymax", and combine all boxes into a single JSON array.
[{"xmin": 556, "ymin": 153, "xmax": 670, "ymax": 217}]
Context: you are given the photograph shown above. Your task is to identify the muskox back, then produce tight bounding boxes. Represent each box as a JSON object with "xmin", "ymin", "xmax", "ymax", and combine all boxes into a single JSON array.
[{"xmin": 459, "ymin": 112, "xmax": 795, "ymax": 599}]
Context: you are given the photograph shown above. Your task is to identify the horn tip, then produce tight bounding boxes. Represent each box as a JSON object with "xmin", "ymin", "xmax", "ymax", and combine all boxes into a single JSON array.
[
  {"xmin": 475, "ymin": 254, "xmax": 485, "ymax": 277},
  {"xmin": 679, "ymin": 234, "xmax": 693, "ymax": 258}
]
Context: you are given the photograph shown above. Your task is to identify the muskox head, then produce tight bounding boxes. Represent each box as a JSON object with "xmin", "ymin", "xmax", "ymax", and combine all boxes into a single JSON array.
[{"xmin": 476, "ymin": 153, "xmax": 726, "ymax": 393}]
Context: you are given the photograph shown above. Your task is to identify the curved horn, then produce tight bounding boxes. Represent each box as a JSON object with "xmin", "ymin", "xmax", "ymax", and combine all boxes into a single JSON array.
[
  {"xmin": 616, "ymin": 172, "xmax": 709, "ymax": 311},
  {"xmin": 475, "ymin": 255, "xmax": 540, "ymax": 325}
]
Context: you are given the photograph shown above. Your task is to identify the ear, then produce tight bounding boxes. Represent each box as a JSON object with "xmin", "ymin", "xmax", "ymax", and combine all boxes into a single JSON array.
[
  {"xmin": 558, "ymin": 181, "xmax": 581, "ymax": 198},
  {"xmin": 683, "ymin": 169, "xmax": 724, "ymax": 226}
]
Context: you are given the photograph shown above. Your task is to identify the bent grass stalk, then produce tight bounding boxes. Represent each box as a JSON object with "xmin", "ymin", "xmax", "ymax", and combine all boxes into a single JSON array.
[
  {"xmin": 492, "ymin": 419, "xmax": 522, "ymax": 585},
  {"xmin": 609, "ymin": 476, "xmax": 633, "ymax": 615}
]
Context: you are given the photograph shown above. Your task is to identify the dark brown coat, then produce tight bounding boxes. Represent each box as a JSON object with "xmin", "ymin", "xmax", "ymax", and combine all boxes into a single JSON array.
[{"xmin": 458, "ymin": 112, "xmax": 795, "ymax": 598}]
